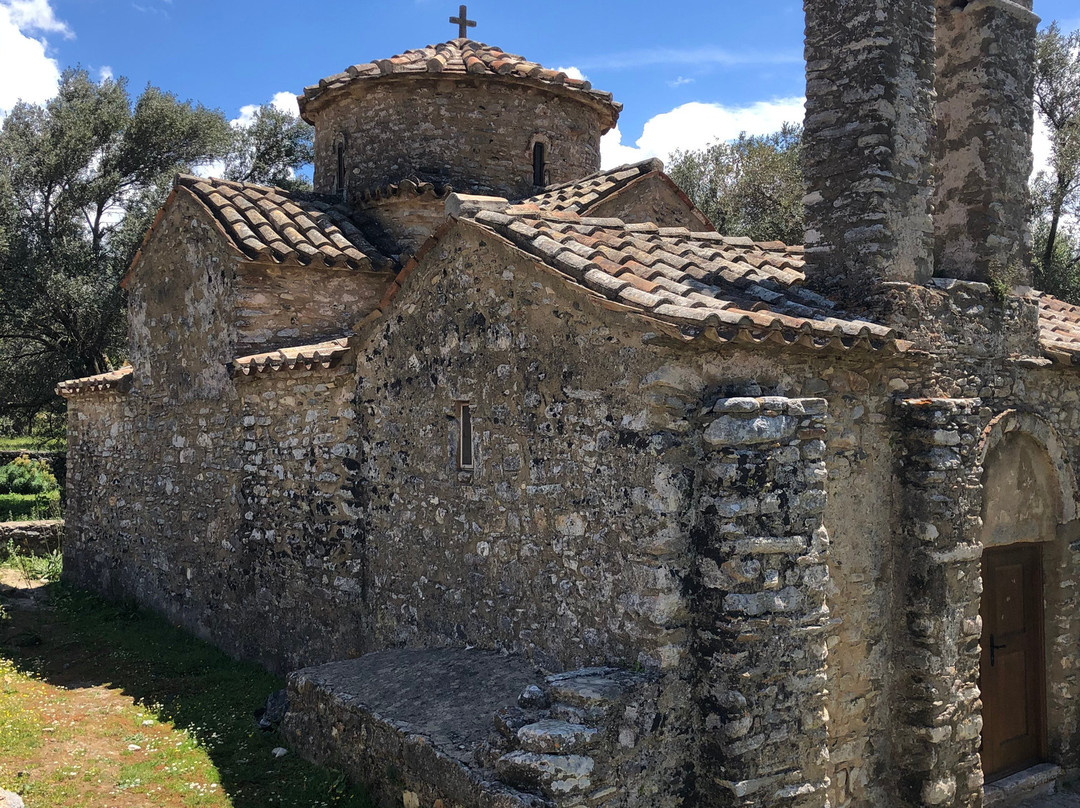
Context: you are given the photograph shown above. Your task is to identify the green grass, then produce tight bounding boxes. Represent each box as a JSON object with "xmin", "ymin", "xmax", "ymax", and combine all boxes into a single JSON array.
[
  {"xmin": 0, "ymin": 436, "xmax": 65, "ymax": 452},
  {"xmin": 0, "ymin": 560, "xmax": 372, "ymax": 808},
  {"xmin": 0, "ymin": 490, "xmax": 61, "ymax": 522}
]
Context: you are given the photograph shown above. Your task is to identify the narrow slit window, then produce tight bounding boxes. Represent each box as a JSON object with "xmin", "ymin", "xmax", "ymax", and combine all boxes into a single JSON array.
[
  {"xmin": 457, "ymin": 403, "xmax": 474, "ymax": 470},
  {"xmin": 335, "ymin": 141, "xmax": 346, "ymax": 197},
  {"xmin": 532, "ymin": 142, "xmax": 546, "ymax": 187}
]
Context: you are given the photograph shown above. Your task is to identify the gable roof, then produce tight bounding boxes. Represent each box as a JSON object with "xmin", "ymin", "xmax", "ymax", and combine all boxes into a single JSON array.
[
  {"xmin": 524, "ymin": 159, "xmax": 710, "ymax": 228},
  {"xmin": 459, "ymin": 205, "xmax": 903, "ymax": 354},
  {"xmin": 298, "ymin": 39, "xmax": 621, "ymax": 131},
  {"xmin": 126, "ymin": 176, "xmax": 394, "ymax": 285}
]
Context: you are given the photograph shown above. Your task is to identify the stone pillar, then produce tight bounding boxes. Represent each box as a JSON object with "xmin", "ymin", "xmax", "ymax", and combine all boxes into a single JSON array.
[
  {"xmin": 934, "ymin": 0, "xmax": 1039, "ymax": 285},
  {"xmin": 894, "ymin": 399, "xmax": 985, "ymax": 808},
  {"xmin": 692, "ymin": 397, "xmax": 832, "ymax": 808},
  {"xmin": 802, "ymin": 0, "xmax": 936, "ymax": 297}
]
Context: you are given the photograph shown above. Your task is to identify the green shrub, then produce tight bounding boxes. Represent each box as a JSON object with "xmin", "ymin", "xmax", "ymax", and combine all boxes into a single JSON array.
[{"xmin": 0, "ymin": 454, "xmax": 58, "ymax": 495}]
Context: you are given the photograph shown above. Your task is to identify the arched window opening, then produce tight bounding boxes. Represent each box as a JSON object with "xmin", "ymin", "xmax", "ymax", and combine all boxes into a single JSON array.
[{"xmin": 532, "ymin": 142, "xmax": 547, "ymax": 187}]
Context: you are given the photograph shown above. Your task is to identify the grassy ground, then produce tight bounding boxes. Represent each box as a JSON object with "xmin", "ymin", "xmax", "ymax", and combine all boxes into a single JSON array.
[
  {"xmin": 0, "ymin": 556, "xmax": 372, "ymax": 807},
  {"xmin": 0, "ymin": 436, "xmax": 65, "ymax": 452},
  {"xmin": 0, "ymin": 490, "xmax": 61, "ymax": 522}
]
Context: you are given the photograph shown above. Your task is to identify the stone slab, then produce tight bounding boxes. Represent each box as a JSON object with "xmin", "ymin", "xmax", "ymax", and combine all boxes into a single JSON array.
[{"xmin": 283, "ymin": 648, "xmax": 548, "ymax": 808}]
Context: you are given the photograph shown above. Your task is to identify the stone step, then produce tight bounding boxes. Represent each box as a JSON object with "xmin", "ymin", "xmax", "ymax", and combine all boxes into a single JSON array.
[
  {"xmin": 496, "ymin": 751, "xmax": 595, "ymax": 800},
  {"xmin": 546, "ymin": 667, "xmax": 647, "ymax": 711},
  {"xmin": 984, "ymin": 764, "xmax": 1063, "ymax": 808},
  {"xmin": 517, "ymin": 720, "xmax": 598, "ymax": 754}
]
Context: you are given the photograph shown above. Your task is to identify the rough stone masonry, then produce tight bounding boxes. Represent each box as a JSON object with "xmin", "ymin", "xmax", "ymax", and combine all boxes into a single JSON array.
[{"xmin": 57, "ymin": 5, "xmax": 1080, "ymax": 808}]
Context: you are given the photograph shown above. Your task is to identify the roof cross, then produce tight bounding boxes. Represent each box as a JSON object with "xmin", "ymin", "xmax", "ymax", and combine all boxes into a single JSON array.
[{"xmin": 450, "ymin": 5, "xmax": 476, "ymax": 39}]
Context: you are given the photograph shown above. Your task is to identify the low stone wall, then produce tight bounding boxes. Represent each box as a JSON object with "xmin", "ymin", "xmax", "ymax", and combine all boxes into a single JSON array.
[{"xmin": 0, "ymin": 520, "xmax": 63, "ymax": 555}]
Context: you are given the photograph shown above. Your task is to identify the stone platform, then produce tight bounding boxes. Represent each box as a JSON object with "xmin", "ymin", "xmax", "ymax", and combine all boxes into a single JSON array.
[{"xmin": 282, "ymin": 648, "xmax": 666, "ymax": 808}]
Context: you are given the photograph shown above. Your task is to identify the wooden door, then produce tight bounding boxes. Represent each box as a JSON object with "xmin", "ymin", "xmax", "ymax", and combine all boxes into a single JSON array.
[{"xmin": 980, "ymin": 544, "xmax": 1046, "ymax": 781}]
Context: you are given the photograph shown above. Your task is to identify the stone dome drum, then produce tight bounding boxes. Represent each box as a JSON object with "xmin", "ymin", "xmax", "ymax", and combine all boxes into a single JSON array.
[{"xmin": 298, "ymin": 38, "xmax": 623, "ymax": 201}]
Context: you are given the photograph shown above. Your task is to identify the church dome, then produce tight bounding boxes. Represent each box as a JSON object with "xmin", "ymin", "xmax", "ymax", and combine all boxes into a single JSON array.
[{"xmin": 298, "ymin": 37, "xmax": 622, "ymax": 201}]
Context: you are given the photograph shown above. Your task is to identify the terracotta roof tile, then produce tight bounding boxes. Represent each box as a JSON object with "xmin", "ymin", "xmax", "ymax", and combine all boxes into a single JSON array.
[
  {"xmin": 300, "ymin": 39, "xmax": 621, "ymax": 131},
  {"xmin": 1024, "ymin": 292, "xmax": 1080, "ymax": 364},
  {"xmin": 56, "ymin": 366, "xmax": 133, "ymax": 397},
  {"xmin": 150, "ymin": 175, "xmax": 395, "ymax": 274},
  {"xmin": 469, "ymin": 207, "xmax": 903, "ymax": 354},
  {"xmin": 524, "ymin": 159, "xmax": 713, "ymax": 232},
  {"xmin": 232, "ymin": 338, "xmax": 352, "ymax": 376}
]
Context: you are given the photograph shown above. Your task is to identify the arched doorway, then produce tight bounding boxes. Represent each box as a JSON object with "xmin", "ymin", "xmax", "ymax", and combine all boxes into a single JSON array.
[{"xmin": 979, "ymin": 429, "xmax": 1062, "ymax": 781}]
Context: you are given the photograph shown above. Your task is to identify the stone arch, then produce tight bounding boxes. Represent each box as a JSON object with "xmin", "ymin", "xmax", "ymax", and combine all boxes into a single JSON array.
[
  {"xmin": 977, "ymin": 410, "xmax": 1080, "ymax": 786},
  {"xmin": 978, "ymin": 409, "xmax": 1077, "ymax": 529}
]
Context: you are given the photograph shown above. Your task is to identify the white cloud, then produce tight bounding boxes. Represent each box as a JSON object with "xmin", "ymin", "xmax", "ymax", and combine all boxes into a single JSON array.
[
  {"xmin": 4, "ymin": 0, "xmax": 71, "ymax": 37},
  {"xmin": 230, "ymin": 90, "xmax": 301, "ymax": 128},
  {"xmin": 601, "ymin": 97, "xmax": 806, "ymax": 169},
  {"xmin": 668, "ymin": 76, "xmax": 695, "ymax": 88},
  {"xmin": 0, "ymin": 0, "xmax": 67, "ymax": 116},
  {"xmin": 98, "ymin": 65, "xmax": 113, "ymax": 83},
  {"xmin": 555, "ymin": 65, "xmax": 587, "ymax": 82},
  {"xmin": 269, "ymin": 90, "xmax": 299, "ymax": 116}
]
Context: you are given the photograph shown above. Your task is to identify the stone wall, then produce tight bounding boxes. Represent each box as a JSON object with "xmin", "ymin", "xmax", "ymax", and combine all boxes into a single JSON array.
[
  {"xmin": 359, "ymin": 194, "xmax": 450, "ymax": 256},
  {"xmin": 0, "ymin": 520, "xmax": 63, "ymax": 556},
  {"xmin": 585, "ymin": 175, "xmax": 714, "ymax": 231},
  {"xmin": 233, "ymin": 263, "xmax": 391, "ymax": 354},
  {"xmin": 308, "ymin": 78, "xmax": 608, "ymax": 200},
  {"xmin": 355, "ymin": 223, "xmax": 701, "ymax": 672}
]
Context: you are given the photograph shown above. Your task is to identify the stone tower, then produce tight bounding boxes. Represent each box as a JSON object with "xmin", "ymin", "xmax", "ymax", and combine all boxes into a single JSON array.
[
  {"xmin": 297, "ymin": 38, "xmax": 622, "ymax": 201},
  {"xmin": 802, "ymin": 0, "xmax": 1039, "ymax": 295},
  {"xmin": 801, "ymin": 0, "xmax": 937, "ymax": 298},
  {"xmin": 934, "ymin": 0, "xmax": 1039, "ymax": 285}
]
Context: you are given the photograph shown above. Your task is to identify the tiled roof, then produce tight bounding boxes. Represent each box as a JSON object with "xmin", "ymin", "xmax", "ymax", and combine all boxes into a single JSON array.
[
  {"xmin": 1028, "ymin": 292, "xmax": 1080, "ymax": 363},
  {"xmin": 356, "ymin": 177, "xmax": 456, "ymax": 206},
  {"xmin": 232, "ymin": 338, "xmax": 352, "ymax": 376},
  {"xmin": 56, "ymin": 366, "xmax": 133, "ymax": 397},
  {"xmin": 466, "ymin": 206, "xmax": 903, "ymax": 353},
  {"xmin": 128, "ymin": 176, "xmax": 394, "ymax": 281},
  {"xmin": 526, "ymin": 159, "xmax": 662, "ymax": 212},
  {"xmin": 299, "ymin": 39, "xmax": 621, "ymax": 131}
]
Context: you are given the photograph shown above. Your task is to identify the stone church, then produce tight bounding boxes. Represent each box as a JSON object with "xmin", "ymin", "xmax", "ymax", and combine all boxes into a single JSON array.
[{"xmin": 57, "ymin": 1, "xmax": 1080, "ymax": 806}]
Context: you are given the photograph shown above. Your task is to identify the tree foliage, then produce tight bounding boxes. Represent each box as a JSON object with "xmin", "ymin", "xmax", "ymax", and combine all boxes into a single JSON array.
[
  {"xmin": 0, "ymin": 69, "xmax": 231, "ymax": 426},
  {"xmin": 224, "ymin": 104, "xmax": 314, "ymax": 191},
  {"xmin": 666, "ymin": 123, "xmax": 804, "ymax": 246},
  {"xmin": 1032, "ymin": 22, "xmax": 1080, "ymax": 300}
]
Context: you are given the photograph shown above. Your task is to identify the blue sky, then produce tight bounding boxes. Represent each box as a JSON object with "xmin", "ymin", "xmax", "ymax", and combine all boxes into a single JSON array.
[{"xmin": 2, "ymin": 0, "xmax": 1079, "ymax": 170}]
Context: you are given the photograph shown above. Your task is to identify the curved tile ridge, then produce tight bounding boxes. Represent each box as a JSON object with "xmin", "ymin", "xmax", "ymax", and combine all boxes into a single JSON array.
[
  {"xmin": 232, "ymin": 338, "xmax": 353, "ymax": 377},
  {"xmin": 524, "ymin": 158, "xmax": 665, "ymax": 213},
  {"xmin": 1025, "ymin": 290, "xmax": 1080, "ymax": 365},
  {"xmin": 356, "ymin": 177, "xmax": 455, "ymax": 206},
  {"xmin": 467, "ymin": 206, "xmax": 903, "ymax": 354},
  {"xmin": 57, "ymin": 366, "xmax": 133, "ymax": 398},
  {"xmin": 168, "ymin": 175, "xmax": 394, "ymax": 272},
  {"xmin": 299, "ymin": 38, "xmax": 621, "ymax": 130}
]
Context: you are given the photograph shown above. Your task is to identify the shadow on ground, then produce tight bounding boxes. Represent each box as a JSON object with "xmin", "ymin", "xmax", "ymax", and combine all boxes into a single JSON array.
[{"xmin": 0, "ymin": 577, "xmax": 373, "ymax": 807}]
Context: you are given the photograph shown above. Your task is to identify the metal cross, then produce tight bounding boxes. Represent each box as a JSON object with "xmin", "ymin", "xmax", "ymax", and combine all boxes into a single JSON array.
[{"xmin": 450, "ymin": 5, "xmax": 476, "ymax": 39}]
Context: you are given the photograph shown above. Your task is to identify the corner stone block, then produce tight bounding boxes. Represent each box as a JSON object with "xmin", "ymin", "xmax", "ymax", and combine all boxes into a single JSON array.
[
  {"xmin": 692, "ymin": 397, "xmax": 832, "ymax": 807},
  {"xmin": 894, "ymin": 398, "xmax": 985, "ymax": 808}
]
